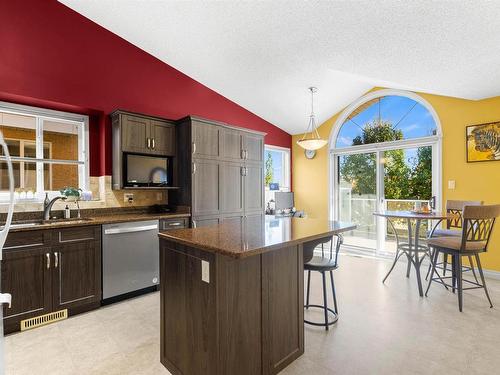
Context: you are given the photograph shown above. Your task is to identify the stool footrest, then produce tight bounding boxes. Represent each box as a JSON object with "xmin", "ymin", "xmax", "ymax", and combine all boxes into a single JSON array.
[{"xmin": 304, "ymin": 304, "xmax": 338, "ymax": 326}]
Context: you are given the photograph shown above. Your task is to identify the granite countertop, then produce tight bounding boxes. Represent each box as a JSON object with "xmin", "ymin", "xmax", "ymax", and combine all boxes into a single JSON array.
[
  {"xmin": 3, "ymin": 207, "xmax": 190, "ymax": 232},
  {"xmin": 159, "ymin": 216, "xmax": 356, "ymax": 258}
]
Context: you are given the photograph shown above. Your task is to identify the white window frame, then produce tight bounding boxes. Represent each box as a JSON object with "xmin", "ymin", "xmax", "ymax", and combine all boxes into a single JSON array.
[
  {"xmin": 0, "ymin": 101, "xmax": 89, "ymax": 201},
  {"xmin": 264, "ymin": 145, "xmax": 291, "ymax": 191},
  {"xmin": 328, "ymin": 89, "xmax": 443, "ymax": 254}
]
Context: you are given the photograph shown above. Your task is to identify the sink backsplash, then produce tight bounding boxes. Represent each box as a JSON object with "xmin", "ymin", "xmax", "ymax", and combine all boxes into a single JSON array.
[{"xmin": 0, "ymin": 176, "xmax": 168, "ymax": 214}]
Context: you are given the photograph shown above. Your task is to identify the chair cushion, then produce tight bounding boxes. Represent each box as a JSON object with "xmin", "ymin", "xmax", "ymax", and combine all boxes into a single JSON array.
[
  {"xmin": 427, "ymin": 236, "xmax": 487, "ymax": 252},
  {"xmin": 304, "ymin": 256, "xmax": 338, "ymax": 271},
  {"xmin": 427, "ymin": 228, "xmax": 461, "ymax": 237}
]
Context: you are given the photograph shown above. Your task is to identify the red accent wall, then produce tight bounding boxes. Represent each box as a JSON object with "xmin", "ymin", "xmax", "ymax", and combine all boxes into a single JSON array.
[{"xmin": 0, "ymin": 0, "xmax": 291, "ymax": 176}]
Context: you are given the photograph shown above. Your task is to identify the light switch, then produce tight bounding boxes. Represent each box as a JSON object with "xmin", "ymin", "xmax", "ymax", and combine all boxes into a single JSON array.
[
  {"xmin": 448, "ymin": 180, "xmax": 456, "ymax": 190},
  {"xmin": 201, "ymin": 260, "xmax": 210, "ymax": 283}
]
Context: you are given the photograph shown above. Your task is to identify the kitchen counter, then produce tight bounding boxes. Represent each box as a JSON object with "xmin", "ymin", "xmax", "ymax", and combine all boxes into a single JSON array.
[
  {"xmin": 158, "ymin": 216, "xmax": 355, "ymax": 375},
  {"xmin": 158, "ymin": 215, "xmax": 356, "ymax": 258},
  {"xmin": 3, "ymin": 207, "xmax": 190, "ymax": 232}
]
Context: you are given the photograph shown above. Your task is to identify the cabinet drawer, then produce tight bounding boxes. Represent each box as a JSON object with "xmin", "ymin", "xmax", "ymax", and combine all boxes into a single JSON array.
[
  {"xmin": 56, "ymin": 226, "xmax": 100, "ymax": 243},
  {"xmin": 4, "ymin": 230, "xmax": 49, "ymax": 250},
  {"xmin": 160, "ymin": 218, "xmax": 188, "ymax": 230}
]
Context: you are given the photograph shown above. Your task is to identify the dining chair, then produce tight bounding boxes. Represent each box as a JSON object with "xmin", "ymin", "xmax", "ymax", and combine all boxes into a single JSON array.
[
  {"xmin": 425, "ymin": 200, "xmax": 482, "ymax": 281},
  {"xmin": 304, "ymin": 234, "xmax": 343, "ymax": 330},
  {"xmin": 426, "ymin": 204, "xmax": 500, "ymax": 311}
]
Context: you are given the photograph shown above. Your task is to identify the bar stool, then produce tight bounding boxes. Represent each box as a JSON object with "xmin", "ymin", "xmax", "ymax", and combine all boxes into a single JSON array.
[{"xmin": 304, "ymin": 234, "xmax": 343, "ymax": 330}]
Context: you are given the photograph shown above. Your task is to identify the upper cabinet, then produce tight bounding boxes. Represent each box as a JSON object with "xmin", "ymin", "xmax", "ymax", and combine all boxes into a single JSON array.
[
  {"xmin": 111, "ymin": 110, "xmax": 176, "ymax": 189},
  {"xmin": 192, "ymin": 120, "xmax": 220, "ymax": 158},
  {"xmin": 242, "ymin": 133, "xmax": 264, "ymax": 163},
  {"xmin": 113, "ymin": 111, "xmax": 176, "ymax": 156}
]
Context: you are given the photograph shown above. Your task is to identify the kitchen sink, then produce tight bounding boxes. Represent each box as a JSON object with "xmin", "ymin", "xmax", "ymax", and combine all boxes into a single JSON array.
[{"xmin": 2, "ymin": 217, "xmax": 94, "ymax": 229}]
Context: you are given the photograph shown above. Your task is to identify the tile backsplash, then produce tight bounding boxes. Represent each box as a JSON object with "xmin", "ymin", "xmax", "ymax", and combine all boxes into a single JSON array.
[{"xmin": 0, "ymin": 176, "xmax": 168, "ymax": 213}]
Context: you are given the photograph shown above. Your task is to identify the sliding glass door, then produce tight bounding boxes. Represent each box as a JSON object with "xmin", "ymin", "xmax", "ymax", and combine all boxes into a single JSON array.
[{"xmin": 334, "ymin": 143, "xmax": 438, "ymax": 255}]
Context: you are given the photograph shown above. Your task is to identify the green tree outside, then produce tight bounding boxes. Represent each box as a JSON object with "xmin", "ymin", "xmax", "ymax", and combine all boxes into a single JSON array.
[
  {"xmin": 340, "ymin": 120, "xmax": 432, "ymax": 200},
  {"xmin": 265, "ymin": 152, "xmax": 273, "ymax": 186}
]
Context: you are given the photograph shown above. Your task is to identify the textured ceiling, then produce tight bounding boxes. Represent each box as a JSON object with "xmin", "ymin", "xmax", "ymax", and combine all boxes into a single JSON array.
[{"xmin": 60, "ymin": 1, "xmax": 500, "ymax": 135}]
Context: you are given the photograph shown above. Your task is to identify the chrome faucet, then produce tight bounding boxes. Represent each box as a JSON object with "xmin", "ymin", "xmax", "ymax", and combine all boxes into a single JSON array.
[{"xmin": 43, "ymin": 196, "xmax": 67, "ymax": 221}]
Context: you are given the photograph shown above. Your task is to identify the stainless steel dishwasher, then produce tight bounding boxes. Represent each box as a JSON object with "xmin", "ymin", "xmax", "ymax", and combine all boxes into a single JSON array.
[{"xmin": 102, "ymin": 220, "xmax": 159, "ymax": 300}]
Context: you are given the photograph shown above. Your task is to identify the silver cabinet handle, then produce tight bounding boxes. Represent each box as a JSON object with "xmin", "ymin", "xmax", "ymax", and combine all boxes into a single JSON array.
[
  {"xmin": 244, "ymin": 150, "xmax": 248, "ymax": 159},
  {"xmin": 104, "ymin": 224, "xmax": 158, "ymax": 235},
  {"xmin": 192, "ymin": 220, "xmax": 197, "ymax": 228},
  {"xmin": 168, "ymin": 222, "xmax": 182, "ymax": 226},
  {"xmin": 54, "ymin": 252, "xmax": 59, "ymax": 268},
  {"xmin": 46, "ymin": 253, "xmax": 51, "ymax": 269},
  {"xmin": 192, "ymin": 142, "xmax": 196, "ymax": 155},
  {"xmin": 192, "ymin": 162, "xmax": 196, "ymax": 174},
  {"xmin": 241, "ymin": 166, "xmax": 245, "ymax": 176},
  {"xmin": 152, "ymin": 138, "xmax": 155, "ymax": 149},
  {"xmin": 147, "ymin": 138, "xmax": 151, "ymax": 149},
  {"xmin": 241, "ymin": 149, "xmax": 245, "ymax": 159}
]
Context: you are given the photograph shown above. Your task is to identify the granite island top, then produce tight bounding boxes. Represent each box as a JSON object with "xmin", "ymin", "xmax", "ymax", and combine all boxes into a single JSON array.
[{"xmin": 158, "ymin": 215, "xmax": 356, "ymax": 258}]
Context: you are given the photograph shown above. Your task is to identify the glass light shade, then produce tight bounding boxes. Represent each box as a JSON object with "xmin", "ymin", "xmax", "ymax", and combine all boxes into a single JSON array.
[{"xmin": 296, "ymin": 138, "xmax": 328, "ymax": 150}]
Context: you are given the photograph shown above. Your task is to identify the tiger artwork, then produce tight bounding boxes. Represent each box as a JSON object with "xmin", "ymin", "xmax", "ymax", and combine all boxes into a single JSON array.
[{"xmin": 466, "ymin": 122, "xmax": 500, "ymax": 162}]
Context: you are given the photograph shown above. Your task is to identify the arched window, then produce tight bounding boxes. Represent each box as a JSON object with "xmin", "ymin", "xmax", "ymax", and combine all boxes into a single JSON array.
[
  {"xmin": 329, "ymin": 90, "xmax": 441, "ymax": 255},
  {"xmin": 335, "ymin": 95, "xmax": 437, "ymax": 149}
]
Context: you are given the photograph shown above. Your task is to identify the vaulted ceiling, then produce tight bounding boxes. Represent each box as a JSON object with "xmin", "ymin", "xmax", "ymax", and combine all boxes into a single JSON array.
[{"xmin": 60, "ymin": 1, "xmax": 500, "ymax": 135}]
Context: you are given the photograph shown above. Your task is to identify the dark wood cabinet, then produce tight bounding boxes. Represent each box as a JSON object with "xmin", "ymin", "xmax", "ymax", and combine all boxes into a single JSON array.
[
  {"xmin": 52, "ymin": 227, "xmax": 101, "ymax": 312},
  {"xmin": 150, "ymin": 119, "xmax": 175, "ymax": 156},
  {"xmin": 174, "ymin": 116, "xmax": 265, "ymax": 227},
  {"xmin": 245, "ymin": 163, "xmax": 265, "ymax": 212},
  {"xmin": 221, "ymin": 162, "xmax": 244, "ymax": 215},
  {"xmin": 160, "ymin": 239, "xmax": 304, "ymax": 375},
  {"xmin": 192, "ymin": 120, "xmax": 221, "ymax": 158},
  {"xmin": 111, "ymin": 110, "xmax": 176, "ymax": 189},
  {"xmin": 2, "ymin": 226, "xmax": 101, "ymax": 334},
  {"xmin": 192, "ymin": 158, "xmax": 221, "ymax": 217},
  {"xmin": 121, "ymin": 114, "xmax": 150, "ymax": 153},
  {"xmin": 1, "ymin": 245, "xmax": 52, "ymax": 334},
  {"xmin": 243, "ymin": 133, "xmax": 264, "ymax": 163}
]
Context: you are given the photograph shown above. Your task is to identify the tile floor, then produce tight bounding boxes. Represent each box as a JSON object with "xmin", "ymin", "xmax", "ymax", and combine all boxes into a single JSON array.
[{"xmin": 4, "ymin": 254, "xmax": 500, "ymax": 375}]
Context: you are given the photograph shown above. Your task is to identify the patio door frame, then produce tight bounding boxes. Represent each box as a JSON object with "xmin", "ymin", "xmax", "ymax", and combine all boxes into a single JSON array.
[{"xmin": 328, "ymin": 89, "xmax": 442, "ymax": 255}]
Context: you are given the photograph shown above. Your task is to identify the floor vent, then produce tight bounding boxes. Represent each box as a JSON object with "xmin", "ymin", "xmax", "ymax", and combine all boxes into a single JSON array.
[{"xmin": 20, "ymin": 309, "xmax": 68, "ymax": 331}]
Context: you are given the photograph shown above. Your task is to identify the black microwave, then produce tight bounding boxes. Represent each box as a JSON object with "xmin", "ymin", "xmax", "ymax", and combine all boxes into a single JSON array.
[{"xmin": 123, "ymin": 153, "xmax": 173, "ymax": 188}]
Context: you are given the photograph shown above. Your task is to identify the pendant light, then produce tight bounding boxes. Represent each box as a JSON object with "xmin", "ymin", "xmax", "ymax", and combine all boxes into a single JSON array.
[{"xmin": 296, "ymin": 87, "xmax": 327, "ymax": 150}]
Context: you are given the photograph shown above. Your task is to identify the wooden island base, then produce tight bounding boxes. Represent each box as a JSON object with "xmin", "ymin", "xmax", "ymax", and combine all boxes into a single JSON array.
[
  {"xmin": 160, "ymin": 239, "xmax": 304, "ymax": 375},
  {"xmin": 159, "ymin": 216, "xmax": 356, "ymax": 375}
]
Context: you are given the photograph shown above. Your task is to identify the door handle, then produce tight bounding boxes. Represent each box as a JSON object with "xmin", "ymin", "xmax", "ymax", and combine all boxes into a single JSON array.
[
  {"xmin": 147, "ymin": 138, "xmax": 151, "ymax": 149},
  {"xmin": 152, "ymin": 138, "xmax": 155, "ymax": 149},
  {"xmin": 192, "ymin": 220, "xmax": 197, "ymax": 228},
  {"xmin": 192, "ymin": 162, "xmax": 196, "ymax": 174},
  {"xmin": 54, "ymin": 252, "xmax": 59, "ymax": 268},
  {"xmin": 46, "ymin": 252, "xmax": 51, "ymax": 269},
  {"xmin": 192, "ymin": 142, "xmax": 196, "ymax": 155}
]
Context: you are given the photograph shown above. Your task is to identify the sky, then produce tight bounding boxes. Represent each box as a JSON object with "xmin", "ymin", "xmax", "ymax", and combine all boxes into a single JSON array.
[{"xmin": 335, "ymin": 95, "xmax": 436, "ymax": 149}]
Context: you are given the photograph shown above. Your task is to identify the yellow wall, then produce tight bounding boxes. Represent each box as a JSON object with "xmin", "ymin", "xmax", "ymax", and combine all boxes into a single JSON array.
[{"xmin": 292, "ymin": 88, "xmax": 500, "ymax": 271}]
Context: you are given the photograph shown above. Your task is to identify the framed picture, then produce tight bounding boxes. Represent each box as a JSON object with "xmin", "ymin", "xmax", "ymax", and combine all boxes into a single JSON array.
[{"xmin": 466, "ymin": 121, "xmax": 500, "ymax": 163}]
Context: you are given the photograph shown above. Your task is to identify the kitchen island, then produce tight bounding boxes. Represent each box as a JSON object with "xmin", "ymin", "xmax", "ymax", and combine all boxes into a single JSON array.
[{"xmin": 158, "ymin": 216, "xmax": 356, "ymax": 375}]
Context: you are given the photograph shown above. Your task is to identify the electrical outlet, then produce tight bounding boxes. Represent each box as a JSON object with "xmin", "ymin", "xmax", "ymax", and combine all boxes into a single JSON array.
[
  {"xmin": 448, "ymin": 180, "xmax": 456, "ymax": 190},
  {"xmin": 156, "ymin": 192, "xmax": 163, "ymax": 201},
  {"xmin": 124, "ymin": 193, "xmax": 134, "ymax": 203}
]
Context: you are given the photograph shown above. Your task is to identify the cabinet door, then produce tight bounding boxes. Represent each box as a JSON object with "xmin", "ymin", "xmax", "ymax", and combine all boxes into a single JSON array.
[
  {"xmin": 221, "ymin": 162, "xmax": 244, "ymax": 215},
  {"xmin": 221, "ymin": 129, "xmax": 243, "ymax": 161},
  {"xmin": 244, "ymin": 164, "xmax": 264, "ymax": 212},
  {"xmin": 52, "ymin": 227, "xmax": 101, "ymax": 311},
  {"xmin": 192, "ymin": 158, "xmax": 221, "ymax": 216},
  {"xmin": 192, "ymin": 122, "xmax": 220, "ymax": 158},
  {"xmin": 150, "ymin": 120, "xmax": 175, "ymax": 156},
  {"xmin": 2, "ymin": 247, "xmax": 52, "ymax": 333},
  {"xmin": 122, "ymin": 115, "xmax": 150, "ymax": 153},
  {"xmin": 243, "ymin": 133, "xmax": 263, "ymax": 162}
]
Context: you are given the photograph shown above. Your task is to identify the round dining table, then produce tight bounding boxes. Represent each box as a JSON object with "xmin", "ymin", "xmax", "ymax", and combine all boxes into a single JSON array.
[{"xmin": 373, "ymin": 210, "xmax": 454, "ymax": 296}]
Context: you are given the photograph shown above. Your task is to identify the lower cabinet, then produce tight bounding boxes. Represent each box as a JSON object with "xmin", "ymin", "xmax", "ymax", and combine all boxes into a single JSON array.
[
  {"xmin": 1, "ymin": 226, "xmax": 101, "ymax": 334},
  {"xmin": 52, "ymin": 227, "xmax": 102, "ymax": 312}
]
